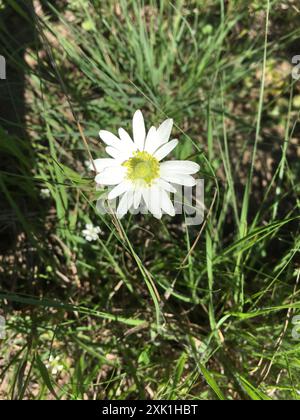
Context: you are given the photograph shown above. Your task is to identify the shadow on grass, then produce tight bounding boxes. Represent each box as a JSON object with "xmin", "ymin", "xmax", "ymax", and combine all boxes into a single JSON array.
[
  {"xmin": 0, "ymin": 2, "xmax": 57, "ymax": 296},
  {"xmin": 0, "ymin": 1, "xmax": 40, "ymax": 296}
]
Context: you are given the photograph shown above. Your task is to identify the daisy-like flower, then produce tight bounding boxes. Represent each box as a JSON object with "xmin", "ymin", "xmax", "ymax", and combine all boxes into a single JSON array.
[
  {"xmin": 82, "ymin": 223, "xmax": 101, "ymax": 242},
  {"xmin": 40, "ymin": 188, "xmax": 50, "ymax": 199},
  {"xmin": 92, "ymin": 110, "xmax": 200, "ymax": 219},
  {"xmin": 84, "ymin": 159, "xmax": 92, "ymax": 169},
  {"xmin": 46, "ymin": 355, "xmax": 64, "ymax": 376}
]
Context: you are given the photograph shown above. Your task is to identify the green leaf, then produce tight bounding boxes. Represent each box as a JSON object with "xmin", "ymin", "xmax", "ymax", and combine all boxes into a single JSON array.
[
  {"xmin": 198, "ymin": 363, "xmax": 226, "ymax": 400},
  {"xmin": 35, "ymin": 355, "xmax": 60, "ymax": 400}
]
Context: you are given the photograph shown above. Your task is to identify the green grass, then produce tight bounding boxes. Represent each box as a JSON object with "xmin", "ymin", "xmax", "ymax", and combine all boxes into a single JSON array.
[{"xmin": 0, "ymin": 0, "xmax": 300, "ymax": 400}]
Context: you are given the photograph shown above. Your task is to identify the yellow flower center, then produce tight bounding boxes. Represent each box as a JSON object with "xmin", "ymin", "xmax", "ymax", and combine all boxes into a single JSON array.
[{"xmin": 123, "ymin": 151, "xmax": 160, "ymax": 186}]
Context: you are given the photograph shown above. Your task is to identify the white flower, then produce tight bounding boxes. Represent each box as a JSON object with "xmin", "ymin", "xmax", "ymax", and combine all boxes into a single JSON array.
[
  {"xmin": 46, "ymin": 355, "xmax": 64, "ymax": 376},
  {"xmin": 84, "ymin": 159, "xmax": 92, "ymax": 169},
  {"xmin": 91, "ymin": 110, "xmax": 200, "ymax": 219},
  {"xmin": 40, "ymin": 188, "xmax": 50, "ymax": 199},
  {"xmin": 82, "ymin": 223, "xmax": 101, "ymax": 241}
]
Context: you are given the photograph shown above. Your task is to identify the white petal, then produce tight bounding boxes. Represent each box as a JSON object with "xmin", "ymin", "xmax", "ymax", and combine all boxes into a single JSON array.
[
  {"xmin": 91, "ymin": 158, "xmax": 120, "ymax": 172},
  {"xmin": 150, "ymin": 187, "xmax": 162, "ymax": 219},
  {"xmin": 117, "ymin": 190, "xmax": 134, "ymax": 218},
  {"xmin": 157, "ymin": 118, "xmax": 173, "ymax": 145},
  {"xmin": 160, "ymin": 189, "xmax": 176, "ymax": 216},
  {"xmin": 105, "ymin": 146, "xmax": 127, "ymax": 161},
  {"xmin": 142, "ymin": 187, "xmax": 162, "ymax": 219},
  {"xmin": 99, "ymin": 130, "xmax": 123, "ymax": 150},
  {"xmin": 161, "ymin": 173, "xmax": 197, "ymax": 187},
  {"xmin": 153, "ymin": 139, "xmax": 178, "ymax": 161},
  {"xmin": 133, "ymin": 189, "xmax": 142, "ymax": 209},
  {"xmin": 118, "ymin": 128, "xmax": 137, "ymax": 152},
  {"xmin": 160, "ymin": 160, "xmax": 200, "ymax": 175},
  {"xmin": 157, "ymin": 178, "xmax": 177, "ymax": 193},
  {"xmin": 132, "ymin": 110, "xmax": 146, "ymax": 151},
  {"xmin": 141, "ymin": 188, "xmax": 150, "ymax": 212},
  {"xmin": 108, "ymin": 181, "xmax": 131, "ymax": 200},
  {"xmin": 95, "ymin": 166, "xmax": 126, "ymax": 185},
  {"xmin": 144, "ymin": 126, "xmax": 160, "ymax": 154}
]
